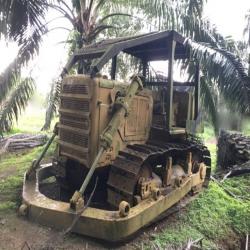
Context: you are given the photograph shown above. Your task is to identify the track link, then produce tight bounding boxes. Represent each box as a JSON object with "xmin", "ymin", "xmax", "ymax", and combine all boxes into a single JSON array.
[{"xmin": 107, "ymin": 138, "xmax": 211, "ymax": 208}]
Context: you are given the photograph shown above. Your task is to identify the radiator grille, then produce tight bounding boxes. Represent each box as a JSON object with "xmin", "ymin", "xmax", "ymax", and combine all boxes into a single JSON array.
[
  {"xmin": 60, "ymin": 128, "xmax": 88, "ymax": 148},
  {"xmin": 59, "ymin": 80, "xmax": 91, "ymax": 165},
  {"xmin": 61, "ymin": 98, "xmax": 89, "ymax": 112},
  {"xmin": 60, "ymin": 145, "xmax": 88, "ymax": 163},
  {"xmin": 60, "ymin": 113, "xmax": 86, "ymax": 122},
  {"xmin": 62, "ymin": 84, "xmax": 89, "ymax": 95},
  {"xmin": 60, "ymin": 114, "xmax": 89, "ymax": 130}
]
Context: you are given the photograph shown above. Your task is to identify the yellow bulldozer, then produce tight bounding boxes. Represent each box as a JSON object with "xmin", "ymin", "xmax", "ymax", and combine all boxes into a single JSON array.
[{"xmin": 20, "ymin": 30, "xmax": 211, "ymax": 241}]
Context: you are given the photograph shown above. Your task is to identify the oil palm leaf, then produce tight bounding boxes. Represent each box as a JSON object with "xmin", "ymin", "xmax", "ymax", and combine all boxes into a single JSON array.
[
  {"xmin": 41, "ymin": 79, "xmax": 61, "ymax": 131},
  {"xmin": 0, "ymin": 0, "xmax": 48, "ymax": 42},
  {"xmin": 0, "ymin": 26, "xmax": 47, "ymax": 103},
  {"xmin": 184, "ymin": 60, "xmax": 219, "ymax": 133},
  {"xmin": 0, "ymin": 75, "xmax": 35, "ymax": 132},
  {"xmin": 0, "ymin": 60, "xmax": 20, "ymax": 103},
  {"xmin": 187, "ymin": 40, "xmax": 250, "ymax": 113}
]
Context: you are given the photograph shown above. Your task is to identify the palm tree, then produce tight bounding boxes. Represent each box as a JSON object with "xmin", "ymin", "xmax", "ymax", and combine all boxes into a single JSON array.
[
  {"xmin": 0, "ymin": 0, "xmax": 48, "ymax": 132},
  {"xmin": 1, "ymin": 0, "xmax": 249, "ymax": 133},
  {"xmin": 186, "ymin": 40, "xmax": 250, "ymax": 132},
  {"xmin": 41, "ymin": 0, "xmax": 133, "ymax": 129},
  {"xmin": 0, "ymin": 75, "xmax": 35, "ymax": 133},
  {"xmin": 0, "ymin": 0, "xmax": 131, "ymax": 131}
]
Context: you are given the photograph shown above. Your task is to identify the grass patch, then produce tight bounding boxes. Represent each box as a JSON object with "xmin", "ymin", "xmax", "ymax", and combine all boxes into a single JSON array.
[
  {"xmin": 0, "ymin": 201, "xmax": 17, "ymax": 212},
  {"xmin": 153, "ymin": 181, "xmax": 250, "ymax": 248},
  {"xmin": 0, "ymin": 142, "xmax": 56, "ymax": 212},
  {"xmin": 0, "ymin": 138, "xmax": 56, "ymax": 171},
  {"xmin": 0, "ymin": 106, "xmax": 57, "ymax": 212},
  {"xmin": 206, "ymin": 143, "xmax": 217, "ymax": 173},
  {"xmin": 3, "ymin": 104, "xmax": 57, "ymax": 136},
  {"xmin": 197, "ymin": 123, "xmax": 217, "ymax": 172},
  {"xmin": 199, "ymin": 123, "xmax": 215, "ymax": 141},
  {"xmin": 223, "ymin": 175, "xmax": 250, "ymax": 200},
  {"xmin": 153, "ymin": 124, "xmax": 250, "ymax": 249},
  {"xmin": 242, "ymin": 117, "xmax": 250, "ymax": 136}
]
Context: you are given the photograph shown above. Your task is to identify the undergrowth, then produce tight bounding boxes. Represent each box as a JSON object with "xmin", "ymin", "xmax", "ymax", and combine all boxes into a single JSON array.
[
  {"xmin": 0, "ymin": 105, "xmax": 56, "ymax": 212},
  {"xmin": 151, "ymin": 126, "xmax": 250, "ymax": 249},
  {"xmin": 152, "ymin": 179, "xmax": 250, "ymax": 249},
  {"xmin": 0, "ymin": 141, "xmax": 56, "ymax": 212},
  {"xmin": 149, "ymin": 123, "xmax": 250, "ymax": 249}
]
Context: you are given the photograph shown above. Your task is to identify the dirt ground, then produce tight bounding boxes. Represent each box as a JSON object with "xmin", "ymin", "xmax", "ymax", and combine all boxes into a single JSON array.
[
  {"xmin": 0, "ymin": 198, "xmax": 189, "ymax": 250},
  {"xmin": 0, "ymin": 212, "xmax": 162, "ymax": 250},
  {"xmin": 0, "ymin": 141, "xmax": 247, "ymax": 249},
  {"xmin": 0, "ymin": 186, "xmax": 246, "ymax": 250}
]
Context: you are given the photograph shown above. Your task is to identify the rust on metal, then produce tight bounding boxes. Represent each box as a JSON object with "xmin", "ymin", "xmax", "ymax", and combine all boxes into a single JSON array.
[{"xmin": 21, "ymin": 30, "xmax": 211, "ymax": 241}]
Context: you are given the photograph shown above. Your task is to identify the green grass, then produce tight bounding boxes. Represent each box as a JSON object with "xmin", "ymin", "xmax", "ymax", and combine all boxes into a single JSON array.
[
  {"xmin": 0, "ymin": 142, "xmax": 56, "ymax": 212},
  {"xmin": 3, "ymin": 103, "xmax": 57, "ymax": 136},
  {"xmin": 199, "ymin": 123, "xmax": 216, "ymax": 141},
  {"xmin": 153, "ymin": 180, "xmax": 250, "ymax": 249},
  {"xmin": 206, "ymin": 143, "xmax": 217, "ymax": 173},
  {"xmin": 242, "ymin": 117, "xmax": 250, "ymax": 136},
  {"xmin": 196, "ymin": 123, "xmax": 218, "ymax": 173},
  {"xmin": 0, "ymin": 106, "xmax": 57, "ymax": 212},
  {"xmin": 150, "ymin": 123, "xmax": 250, "ymax": 249}
]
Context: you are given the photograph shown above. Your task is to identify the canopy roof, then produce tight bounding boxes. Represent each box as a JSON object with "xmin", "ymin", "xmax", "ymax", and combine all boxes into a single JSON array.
[{"xmin": 63, "ymin": 30, "xmax": 189, "ymax": 77}]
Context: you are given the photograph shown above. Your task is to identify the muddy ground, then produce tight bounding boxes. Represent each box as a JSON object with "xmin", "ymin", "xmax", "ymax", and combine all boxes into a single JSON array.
[
  {"xmin": 0, "ymin": 196, "xmax": 196, "ymax": 250},
  {"xmin": 0, "ymin": 195, "xmax": 244, "ymax": 250}
]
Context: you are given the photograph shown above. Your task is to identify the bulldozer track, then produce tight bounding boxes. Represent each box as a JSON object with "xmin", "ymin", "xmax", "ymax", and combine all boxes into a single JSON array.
[{"xmin": 107, "ymin": 138, "xmax": 211, "ymax": 208}]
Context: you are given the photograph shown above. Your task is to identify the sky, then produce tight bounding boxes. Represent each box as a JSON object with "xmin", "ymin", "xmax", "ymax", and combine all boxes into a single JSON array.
[
  {"xmin": 0, "ymin": 0, "xmax": 250, "ymax": 95},
  {"xmin": 204, "ymin": 0, "xmax": 250, "ymax": 40}
]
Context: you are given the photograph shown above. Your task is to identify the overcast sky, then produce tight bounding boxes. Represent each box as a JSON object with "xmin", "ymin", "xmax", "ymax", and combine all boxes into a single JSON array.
[
  {"xmin": 0, "ymin": 0, "xmax": 249, "ymax": 95},
  {"xmin": 204, "ymin": 0, "xmax": 250, "ymax": 40}
]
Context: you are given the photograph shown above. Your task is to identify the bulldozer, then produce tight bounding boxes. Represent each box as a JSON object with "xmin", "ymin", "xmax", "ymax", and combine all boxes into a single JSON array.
[{"xmin": 20, "ymin": 30, "xmax": 211, "ymax": 241}]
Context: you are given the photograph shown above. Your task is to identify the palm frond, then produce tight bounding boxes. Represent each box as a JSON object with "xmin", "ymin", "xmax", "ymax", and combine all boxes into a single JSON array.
[
  {"xmin": 0, "ymin": 60, "xmax": 20, "ymax": 103},
  {"xmin": 57, "ymin": 0, "xmax": 75, "ymax": 19},
  {"xmin": 18, "ymin": 27, "xmax": 48, "ymax": 65},
  {"xmin": 187, "ymin": 40, "xmax": 250, "ymax": 113},
  {"xmin": 41, "ymin": 79, "xmax": 61, "ymax": 130},
  {"xmin": 46, "ymin": 2, "xmax": 75, "ymax": 24},
  {"xmin": 244, "ymin": 9, "xmax": 250, "ymax": 47},
  {"xmin": 0, "ymin": 76, "xmax": 35, "ymax": 132},
  {"xmin": 98, "ymin": 13, "xmax": 131, "ymax": 24},
  {"xmin": 72, "ymin": 0, "xmax": 81, "ymax": 11},
  {"xmin": 0, "ymin": 25, "xmax": 47, "ymax": 102},
  {"xmin": 200, "ymin": 76, "xmax": 218, "ymax": 133},
  {"xmin": 93, "ymin": 0, "xmax": 106, "ymax": 14},
  {"xmin": 88, "ymin": 24, "xmax": 117, "ymax": 41},
  {"xmin": 0, "ymin": 0, "xmax": 47, "ymax": 43}
]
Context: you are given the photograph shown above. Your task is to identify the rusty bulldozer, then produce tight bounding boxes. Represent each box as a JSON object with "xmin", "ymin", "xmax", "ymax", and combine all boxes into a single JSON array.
[{"xmin": 20, "ymin": 30, "xmax": 211, "ymax": 241}]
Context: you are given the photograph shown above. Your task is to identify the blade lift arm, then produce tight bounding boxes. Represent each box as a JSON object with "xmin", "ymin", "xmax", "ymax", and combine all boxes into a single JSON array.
[{"xmin": 26, "ymin": 123, "xmax": 59, "ymax": 179}]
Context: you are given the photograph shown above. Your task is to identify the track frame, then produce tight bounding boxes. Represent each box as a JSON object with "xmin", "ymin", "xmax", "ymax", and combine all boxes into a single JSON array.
[{"xmin": 21, "ymin": 161, "xmax": 208, "ymax": 241}]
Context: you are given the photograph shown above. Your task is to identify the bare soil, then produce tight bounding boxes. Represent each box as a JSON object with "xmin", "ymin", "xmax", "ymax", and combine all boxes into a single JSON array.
[
  {"xmin": 0, "ymin": 161, "xmax": 245, "ymax": 250},
  {"xmin": 0, "ymin": 166, "xmax": 16, "ymax": 180},
  {"xmin": 0, "ymin": 197, "xmax": 190, "ymax": 250},
  {"xmin": 0, "ymin": 194, "xmax": 246, "ymax": 250}
]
